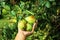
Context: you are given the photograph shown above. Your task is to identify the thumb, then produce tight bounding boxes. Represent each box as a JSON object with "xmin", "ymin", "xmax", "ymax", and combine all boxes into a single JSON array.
[{"xmin": 32, "ymin": 20, "xmax": 38, "ymax": 31}]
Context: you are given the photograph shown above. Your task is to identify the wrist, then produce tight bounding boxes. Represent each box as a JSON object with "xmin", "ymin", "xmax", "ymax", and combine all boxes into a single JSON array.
[{"xmin": 17, "ymin": 32, "xmax": 26, "ymax": 40}]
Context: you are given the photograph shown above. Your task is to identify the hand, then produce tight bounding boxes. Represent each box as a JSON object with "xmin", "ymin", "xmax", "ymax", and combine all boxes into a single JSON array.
[
  {"xmin": 32, "ymin": 20, "xmax": 38, "ymax": 32},
  {"xmin": 18, "ymin": 20, "xmax": 38, "ymax": 36},
  {"xmin": 15, "ymin": 20, "xmax": 38, "ymax": 40}
]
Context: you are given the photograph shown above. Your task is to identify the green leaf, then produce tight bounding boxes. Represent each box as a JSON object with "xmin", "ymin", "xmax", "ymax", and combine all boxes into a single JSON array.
[
  {"xmin": 45, "ymin": 1, "xmax": 51, "ymax": 8},
  {"xmin": 49, "ymin": 0, "xmax": 55, "ymax": 2},
  {"xmin": 20, "ymin": 1, "xmax": 25, "ymax": 9},
  {"xmin": 2, "ymin": 9, "xmax": 8, "ymax": 15},
  {"xmin": 23, "ymin": 10, "xmax": 34, "ymax": 15},
  {"xmin": 14, "ymin": 5, "xmax": 20, "ymax": 11},
  {"xmin": 4, "ymin": 5, "xmax": 10, "ymax": 11},
  {"xmin": 1, "ymin": 2, "xmax": 5, "ymax": 7},
  {"xmin": 10, "ymin": 10, "xmax": 16, "ymax": 16},
  {"xmin": 0, "ymin": 0, "xmax": 5, "ymax": 2}
]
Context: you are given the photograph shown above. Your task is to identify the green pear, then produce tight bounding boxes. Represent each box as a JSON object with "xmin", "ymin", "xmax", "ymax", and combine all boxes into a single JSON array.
[
  {"xmin": 18, "ymin": 20, "xmax": 26, "ymax": 30},
  {"xmin": 26, "ymin": 23, "xmax": 32, "ymax": 31},
  {"xmin": 25, "ymin": 16, "xmax": 36, "ymax": 24},
  {"xmin": 2, "ymin": 9, "xmax": 8, "ymax": 15}
]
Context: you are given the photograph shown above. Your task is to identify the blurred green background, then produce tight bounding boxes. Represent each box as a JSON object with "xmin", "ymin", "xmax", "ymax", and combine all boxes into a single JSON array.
[{"xmin": 0, "ymin": 0, "xmax": 60, "ymax": 40}]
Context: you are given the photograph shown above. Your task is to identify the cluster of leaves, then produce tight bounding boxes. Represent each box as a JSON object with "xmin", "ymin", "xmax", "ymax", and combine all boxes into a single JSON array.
[{"xmin": 0, "ymin": 0, "xmax": 60, "ymax": 40}]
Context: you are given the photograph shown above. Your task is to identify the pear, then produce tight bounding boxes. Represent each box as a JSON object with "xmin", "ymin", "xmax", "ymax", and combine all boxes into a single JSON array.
[
  {"xmin": 25, "ymin": 16, "xmax": 36, "ymax": 24},
  {"xmin": 10, "ymin": 19, "xmax": 17, "ymax": 23},
  {"xmin": 26, "ymin": 23, "xmax": 32, "ymax": 31},
  {"xmin": 18, "ymin": 20, "xmax": 26, "ymax": 30},
  {"xmin": 2, "ymin": 9, "xmax": 8, "ymax": 15}
]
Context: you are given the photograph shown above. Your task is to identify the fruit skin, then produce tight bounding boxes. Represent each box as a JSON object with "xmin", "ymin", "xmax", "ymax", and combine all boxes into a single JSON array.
[
  {"xmin": 10, "ymin": 19, "xmax": 17, "ymax": 23},
  {"xmin": 2, "ymin": 9, "xmax": 8, "ymax": 15},
  {"xmin": 25, "ymin": 16, "xmax": 36, "ymax": 24},
  {"xmin": 26, "ymin": 23, "xmax": 32, "ymax": 31},
  {"xmin": 18, "ymin": 20, "xmax": 26, "ymax": 30}
]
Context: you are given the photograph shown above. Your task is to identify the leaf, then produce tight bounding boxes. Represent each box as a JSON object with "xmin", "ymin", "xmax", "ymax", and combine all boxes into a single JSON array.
[
  {"xmin": 10, "ymin": 10, "xmax": 16, "ymax": 16},
  {"xmin": 23, "ymin": 10, "xmax": 34, "ymax": 15},
  {"xmin": 49, "ymin": 0, "xmax": 55, "ymax": 2},
  {"xmin": 14, "ymin": 5, "xmax": 20, "ymax": 11},
  {"xmin": 45, "ymin": 1, "xmax": 51, "ymax": 8},
  {"xmin": 1, "ymin": 2, "xmax": 5, "ymax": 7},
  {"xmin": 0, "ymin": 0, "xmax": 5, "ymax": 2},
  {"xmin": 4, "ymin": 5, "xmax": 10, "ymax": 11},
  {"xmin": 2, "ymin": 9, "xmax": 8, "ymax": 15},
  {"xmin": 20, "ymin": 1, "xmax": 25, "ymax": 9}
]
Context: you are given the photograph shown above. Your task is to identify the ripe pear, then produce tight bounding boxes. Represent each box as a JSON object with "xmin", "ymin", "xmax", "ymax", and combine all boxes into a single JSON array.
[
  {"xmin": 18, "ymin": 20, "xmax": 26, "ymax": 30},
  {"xmin": 26, "ymin": 23, "xmax": 32, "ymax": 31},
  {"xmin": 25, "ymin": 16, "xmax": 36, "ymax": 24}
]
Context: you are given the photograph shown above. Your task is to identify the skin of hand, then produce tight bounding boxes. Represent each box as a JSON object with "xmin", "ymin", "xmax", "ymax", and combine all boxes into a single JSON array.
[{"xmin": 15, "ymin": 20, "xmax": 38, "ymax": 40}]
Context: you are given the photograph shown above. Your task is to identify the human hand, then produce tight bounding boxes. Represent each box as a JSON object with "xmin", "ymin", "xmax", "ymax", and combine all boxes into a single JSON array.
[
  {"xmin": 15, "ymin": 20, "xmax": 38, "ymax": 40},
  {"xmin": 18, "ymin": 20, "xmax": 38, "ymax": 36}
]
